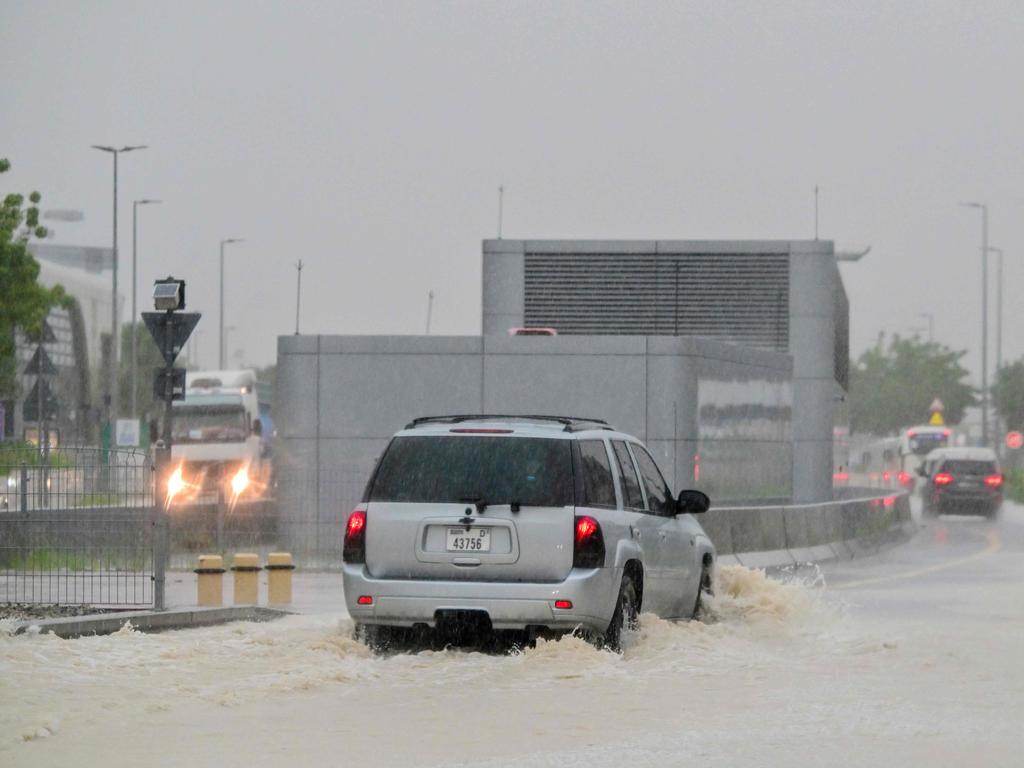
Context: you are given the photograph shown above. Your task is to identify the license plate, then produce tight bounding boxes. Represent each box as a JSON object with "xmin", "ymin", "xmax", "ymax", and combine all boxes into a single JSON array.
[{"xmin": 446, "ymin": 527, "xmax": 491, "ymax": 553}]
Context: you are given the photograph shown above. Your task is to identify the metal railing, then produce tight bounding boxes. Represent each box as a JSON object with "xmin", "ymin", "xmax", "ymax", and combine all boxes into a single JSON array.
[{"xmin": 0, "ymin": 444, "xmax": 156, "ymax": 607}]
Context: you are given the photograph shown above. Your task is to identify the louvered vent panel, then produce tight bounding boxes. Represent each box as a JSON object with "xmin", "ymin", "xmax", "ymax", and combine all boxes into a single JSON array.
[{"xmin": 524, "ymin": 253, "xmax": 790, "ymax": 350}]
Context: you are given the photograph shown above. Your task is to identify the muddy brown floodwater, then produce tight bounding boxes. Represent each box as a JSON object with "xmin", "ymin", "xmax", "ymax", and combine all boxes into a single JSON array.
[{"xmin": 2, "ymin": 501, "xmax": 1022, "ymax": 767}]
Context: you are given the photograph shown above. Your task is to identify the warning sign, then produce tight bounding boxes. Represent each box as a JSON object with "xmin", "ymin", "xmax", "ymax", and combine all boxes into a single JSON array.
[{"xmin": 929, "ymin": 411, "xmax": 945, "ymax": 426}]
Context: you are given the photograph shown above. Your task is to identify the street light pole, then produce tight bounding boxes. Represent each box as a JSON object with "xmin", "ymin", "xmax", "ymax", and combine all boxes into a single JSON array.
[
  {"xmin": 986, "ymin": 247, "xmax": 1005, "ymax": 372},
  {"xmin": 919, "ymin": 313, "xmax": 934, "ymax": 343},
  {"xmin": 960, "ymin": 202, "xmax": 989, "ymax": 447},
  {"xmin": 131, "ymin": 199, "xmax": 161, "ymax": 419},
  {"xmin": 219, "ymin": 238, "xmax": 243, "ymax": 369},
  {"xmin": 92, "ymin": 144, "xmax": 147, "ymax": 430}
]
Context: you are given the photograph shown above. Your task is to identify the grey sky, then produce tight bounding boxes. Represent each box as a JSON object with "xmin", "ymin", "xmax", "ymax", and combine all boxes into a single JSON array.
[{"xmin": 2, "ymin": 1, "xmax": 1022, "ymax": 381}]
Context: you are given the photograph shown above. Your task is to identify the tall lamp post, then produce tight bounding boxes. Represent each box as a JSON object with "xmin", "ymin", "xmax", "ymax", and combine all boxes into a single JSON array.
[
  {"xmin": 986, "ymin": 247, "xmax": 1005, "ymax": 372},
  {"xmin": 92, "ymin": 144, "xmax": 147, "ymax": 430},
  {"xmin": 219, "ymin": 238, "xmax": 244, "ymax": 369},
  {"xmin": 131, "ymin": 199, "xmax": 161, "ymax": 419},
  {"xmin": 919, "ymin": 313, "xmax": 934, "ymax": 343},
  {"xmin": 960, "ymin": 201, "xmax": 989, "ymax": 447}
]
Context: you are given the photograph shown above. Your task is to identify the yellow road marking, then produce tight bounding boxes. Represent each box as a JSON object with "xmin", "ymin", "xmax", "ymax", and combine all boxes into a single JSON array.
[{"xmin": 832, "ymin": 529, "xmax": 1002, "ymax": 590}]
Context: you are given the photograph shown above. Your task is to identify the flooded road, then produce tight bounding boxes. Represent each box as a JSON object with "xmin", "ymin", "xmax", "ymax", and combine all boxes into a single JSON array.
[{"xmin": 3, "ymin": 501, "xmax": 1022, "ymax": 767}]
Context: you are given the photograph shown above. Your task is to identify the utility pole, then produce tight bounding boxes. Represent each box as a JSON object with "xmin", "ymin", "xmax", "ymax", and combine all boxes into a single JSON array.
[
  {"xmin": 295, "ymin": 260, "xmax": 304, "ymax": 335},
  {"xmin": 814, "ymin": 185, "xmax": 819, "ymax": 240},
  {"xmin": 425, "ymin": 290, "xmax": 435, "ymax": 335},
  {"xmin": 920, "ymin": 313, "xmax": 934, "ymax": 343},
  {"xmin": 960, "ymin": 202, "xmax": 989, "ymax": 447},
  {"xmin": 131, "ymin": 199, "xmax": 160, "ymax": 419},
  {"xmin": 92, "ymin": 144, "xmax": 148, "ymax": 428},
  {"xmin": 497, "ymin": 185, "xmax": 504, "ymax": 239},
  {"xmin": 218, "ymin": 238, "xmax": 244, "ymax": 369},
  {"xmin": 987, "ymin": 247, "xmax": 1004, "ymax": 371}
]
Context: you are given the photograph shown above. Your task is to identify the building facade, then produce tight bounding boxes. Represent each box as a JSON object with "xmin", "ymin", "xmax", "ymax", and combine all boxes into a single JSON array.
[{"xmin": 482, "ymin": 239, "xmax": 848, "ymax": 503}]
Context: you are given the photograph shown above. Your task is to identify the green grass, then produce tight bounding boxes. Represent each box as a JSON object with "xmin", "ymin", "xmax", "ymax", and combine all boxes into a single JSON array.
[
  {"xmin": 1, "ymin": 548, "xmax": 149, "ymax": 572},
  {"xmin": 0, "ymin": 443, "xmax": 74, "ymax": 475},
  {"xmin": 1004, "ymin": 469, "xmax": 1024, "ymax": 504}
]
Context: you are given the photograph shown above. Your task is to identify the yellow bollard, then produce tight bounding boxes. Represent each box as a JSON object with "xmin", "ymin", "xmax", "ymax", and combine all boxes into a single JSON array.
[
  {"xmin": 266, "ymin": 552, "xmax": 295, "ymax": 606},
  {"xmin": 195, "ymin": 554, "xmax": 225, "ymax": 607},
  {"xmin": 231, "ymin": 553, "xmax": 261, "ymax": 605}
]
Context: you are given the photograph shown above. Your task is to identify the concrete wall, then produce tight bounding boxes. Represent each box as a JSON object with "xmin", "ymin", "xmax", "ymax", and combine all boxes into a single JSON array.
[
  {"xmin": 700, "ymin": 490, "xmax": 912, "ymax": 565},
  {"xmin": 482, "ymin": 239, "xmax": 842, "ymax": 503},
  {"xmin": 275, "ymin": 334, "xmax": 792, "ymax": 557}
]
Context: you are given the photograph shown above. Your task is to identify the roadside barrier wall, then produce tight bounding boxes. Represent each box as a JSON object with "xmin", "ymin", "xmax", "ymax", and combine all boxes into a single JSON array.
[{"xmin": 700, "ymin": 489, "xmax": 911, "ymax": 563}]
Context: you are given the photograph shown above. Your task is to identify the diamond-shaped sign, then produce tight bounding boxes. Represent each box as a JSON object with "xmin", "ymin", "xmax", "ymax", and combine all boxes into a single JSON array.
[
  {"xmin": 143, "ymin": 312, "xmax": 201, "ymax": 366},
  {"xmin": 24, "ymin": 346, "xmax": 58, "ymax": 376},
  {"xmin": 23, "ymin": 378, "xmax": 59, "ymax": 422}
]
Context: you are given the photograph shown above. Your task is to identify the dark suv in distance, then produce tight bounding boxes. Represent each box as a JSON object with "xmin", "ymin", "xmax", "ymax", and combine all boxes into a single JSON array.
[{"xmin": 919, "ymin": 447, "xmax": 1003, "ymax": 518}]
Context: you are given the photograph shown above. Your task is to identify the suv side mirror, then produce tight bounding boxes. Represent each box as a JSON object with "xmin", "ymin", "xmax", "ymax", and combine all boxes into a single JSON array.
[
  {"xmin": 676, "ymin": 489, "xmax": 710, "ymax": 515},
  {"xmin": 252, "ymin": 418, "xmax": 263, "ymax": 437}
]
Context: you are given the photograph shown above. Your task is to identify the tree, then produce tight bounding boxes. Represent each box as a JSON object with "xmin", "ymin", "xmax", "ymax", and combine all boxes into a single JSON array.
[
  {"xmin": 992, "ymin": 359, "xmax": 1024, "ymax": 432},
  {"xmin": 0, "ymin": 158, "xmax": 67, "ymax": 400},
  {"xmin": 116, "ymin": 321, "xmax": 165, "ymax": 421},
  {"xmin": 849, "ymin": 334, "xmax": 977, "ymax": 435}
]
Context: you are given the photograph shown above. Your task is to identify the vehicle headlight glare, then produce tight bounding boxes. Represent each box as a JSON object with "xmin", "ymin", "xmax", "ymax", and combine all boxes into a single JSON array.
[
  {"xmin": 167, "ymin": 466, "xmax": 185, "ymax": 502},
  {"xmin": 231, "ymin": 466, "xmax": 249, "ymax": 496}
]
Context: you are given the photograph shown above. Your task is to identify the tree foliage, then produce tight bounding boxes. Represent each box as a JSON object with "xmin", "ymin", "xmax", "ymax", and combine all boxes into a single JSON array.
[
  {"xmin": 117, "ymin": 321, "xmax": 165, "ymax": 421},
  {"xmin": 0, "ymin": 158, "xmax": 67, "ymax": 399},
  {"xmin": 992, "ymin": 359, "xmax": 1024, "ymax": 433},
  {"xmin": 850, "ymin": 334, "xmax": 976, "ymax": 435}
]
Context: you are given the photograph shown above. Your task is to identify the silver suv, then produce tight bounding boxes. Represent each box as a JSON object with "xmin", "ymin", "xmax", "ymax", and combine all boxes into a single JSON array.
[{"xmin": 342, "ymin": 415, "xmax": 715, "ymax": 649}]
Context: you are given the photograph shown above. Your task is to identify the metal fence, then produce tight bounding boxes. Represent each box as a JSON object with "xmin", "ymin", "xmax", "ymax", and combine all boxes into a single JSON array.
[
  {"xmin": 0, "ymin": 444, "xmax": 156, "ymax": 607},
  {"xmin": 165, "ymin": 465, "xmax": 367, "ymax": 569}
]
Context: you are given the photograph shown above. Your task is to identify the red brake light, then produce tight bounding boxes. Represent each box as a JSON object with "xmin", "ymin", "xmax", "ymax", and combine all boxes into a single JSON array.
[
  {"xmin": 343, "ymin": 509, "xmax": 367, "ymax": 564},
  {"xmin": 357, "ymin": 595, "xmax": 373, "ymax": 605},
  {"xmin": 984, "ymin": 474, "xmax": 1003, "ymax": 488},
  {"xmin": 575, "ymin": 516, "xmax": 598, "ymax": 544},
  {"xmin": 554, "ymin": 600, "xmax": 573, "ymax": 610},
  {"xmin": 573, "ymin": 515, "xmax": 605, "ymax": 568},
  {"xmin": 897, "ymin": 471, "xmax": 911, "ymax": 486},
  {"xmin": 449, "ymin": 428, "xmax": 514, "ymax": 434},
  {"xmin": 933, "ymin": 472, "xmax": 953, "ymax": 487}
]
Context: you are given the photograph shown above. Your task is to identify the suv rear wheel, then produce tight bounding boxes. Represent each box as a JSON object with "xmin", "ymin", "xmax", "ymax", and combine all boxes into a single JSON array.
[
  {"xmin": 603, "ymin": 575, "xmax": 639, "ymax": 651},
  {"xmin": 693, "ymin": 560, "xmax": 714, "ymax": 619}
]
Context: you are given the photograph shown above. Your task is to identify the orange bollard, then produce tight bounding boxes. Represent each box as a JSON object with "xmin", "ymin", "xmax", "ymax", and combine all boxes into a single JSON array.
[
  {"xmin": 231, "ymin": 553, "xmax": 261, "ymax": 605},
  {"xmin": 266, "ymin": 552, "xmax": 295, "ymax": 606},
  {"xmin": 195, "ymin": 555, "xmax": 225, "ymax": 607}
]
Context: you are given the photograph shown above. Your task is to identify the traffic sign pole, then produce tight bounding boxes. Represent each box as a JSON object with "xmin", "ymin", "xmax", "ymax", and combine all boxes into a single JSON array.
[{"xmin": 142, "ymin": 280, "xmax": 199, "ymax": 611}]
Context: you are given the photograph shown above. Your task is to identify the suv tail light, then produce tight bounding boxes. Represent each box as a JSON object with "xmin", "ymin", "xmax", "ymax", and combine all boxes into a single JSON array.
[
  {"xmin": 933, "ymin": 472, "xmax": 954, "ymax": 487},
  {"xmin": 573, "ymin": 515, "xmax": 605, "ymax": 568},
  {"xmin": 343, "ymin": 508, "xmax": 367, "ymax": 563},
  {"xmin": 984, "ymin": 474, "xmax": 1004, "ymax": 488},
  {"xmin": 897, "ymin": 471, "xmax": 912, "ymax": 487}
]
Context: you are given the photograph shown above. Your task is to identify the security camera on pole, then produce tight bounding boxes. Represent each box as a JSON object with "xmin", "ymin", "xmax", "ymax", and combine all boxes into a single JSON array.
[{"xmin": 143, "ymin": 276, "xmax": 200, "ymax": 610}]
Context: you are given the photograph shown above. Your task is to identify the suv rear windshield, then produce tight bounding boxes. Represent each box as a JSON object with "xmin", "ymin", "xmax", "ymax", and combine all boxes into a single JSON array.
[
  {"xmin": 939, "ymin": 460, "xmax": 997, "ymax": 475},
  {"xmin": 368, "ymin": 436, "xmax": 574, "ymax": 507}
]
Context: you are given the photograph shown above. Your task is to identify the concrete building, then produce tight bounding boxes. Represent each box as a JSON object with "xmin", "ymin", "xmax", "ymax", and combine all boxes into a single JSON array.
[
  {"xmin": 2, "ymin": 245, "xmax": 117, "ymax": 443},
  {"xmin": 275, "ymin": 238, "xmax": 848, "ymax": 557},
  {"xmin": 482, "ymin": 239, "xmax": 847, "ymax": 504},
  {"xmin": 276, "ymin": 334, "xmax": 791, "ymax": 558}
]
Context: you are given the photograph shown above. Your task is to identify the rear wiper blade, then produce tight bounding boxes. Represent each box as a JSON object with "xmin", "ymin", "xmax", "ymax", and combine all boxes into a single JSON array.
[{"xmin": 459, "ymin": 496, "xmax": 488, "ymax": 513}]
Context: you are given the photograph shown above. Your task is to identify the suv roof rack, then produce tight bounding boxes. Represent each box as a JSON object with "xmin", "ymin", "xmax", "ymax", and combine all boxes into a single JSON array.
[{"xmin": 405, "ymin": 414, "xmax": 614, "ymax": 433}]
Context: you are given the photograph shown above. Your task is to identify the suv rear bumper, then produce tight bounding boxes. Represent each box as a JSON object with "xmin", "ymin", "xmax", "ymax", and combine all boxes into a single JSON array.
[{"xmin": 342, "ymin": 564, "xmax": 621, "ymax": 633}]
